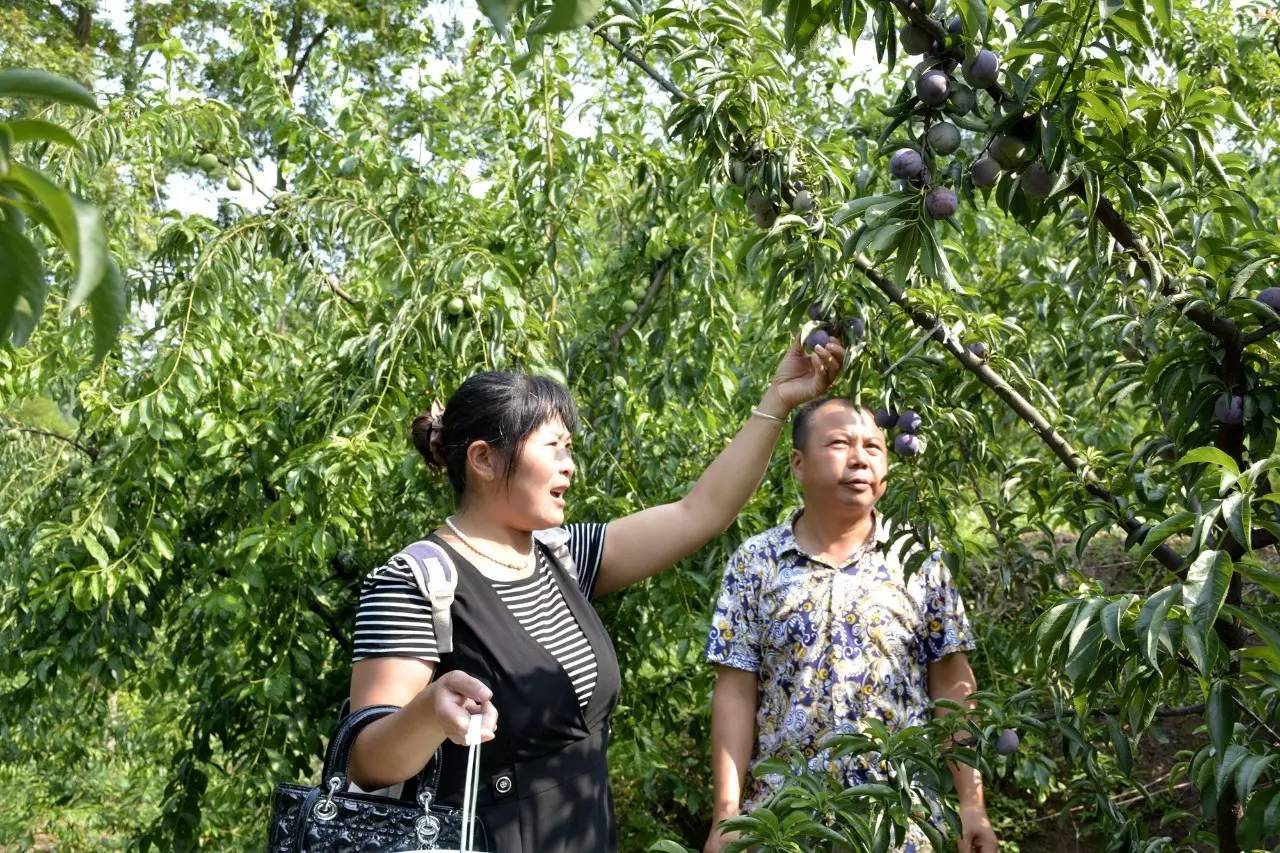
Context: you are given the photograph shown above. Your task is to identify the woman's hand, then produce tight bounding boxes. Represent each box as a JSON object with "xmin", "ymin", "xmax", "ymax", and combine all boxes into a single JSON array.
[
  {"xmin": 423, "ymin": 670, "xmax": 498, "ymax": 745},
  {"xmin": 763, "ymin": 333, "xmax": 846, "ymax": 414}
]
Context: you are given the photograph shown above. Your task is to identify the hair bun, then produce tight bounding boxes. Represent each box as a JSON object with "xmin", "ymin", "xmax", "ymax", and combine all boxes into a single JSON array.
[{"xmin": 410, "ymin": 401, "xmax": 448, "ymax": 469}]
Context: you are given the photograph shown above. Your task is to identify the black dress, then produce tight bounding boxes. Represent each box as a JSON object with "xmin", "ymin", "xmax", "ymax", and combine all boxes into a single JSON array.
[{"xmin": 410, "ymin": 533, "xmax": 622, "ymax": 852}]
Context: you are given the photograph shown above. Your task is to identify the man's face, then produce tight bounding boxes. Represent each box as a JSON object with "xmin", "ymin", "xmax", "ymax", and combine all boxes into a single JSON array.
[{"xmin": 791, "ymin": 402, "xmax": 889, "ymax": 513}]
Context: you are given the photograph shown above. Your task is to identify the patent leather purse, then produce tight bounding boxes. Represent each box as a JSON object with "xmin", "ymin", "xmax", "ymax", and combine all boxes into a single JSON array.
[{"xmin": 266, "ymin": 704, "xmax": 488, "ymax": 852}]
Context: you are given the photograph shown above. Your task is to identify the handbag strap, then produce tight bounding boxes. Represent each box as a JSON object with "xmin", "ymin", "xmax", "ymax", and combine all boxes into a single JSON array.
[
  {"xmin": 459, "ymin": 714, "xmax": 484, "ymax": 853},
  {"xmin": 322, "ymin": 703, "xmax": 444, "ymax": 798}
]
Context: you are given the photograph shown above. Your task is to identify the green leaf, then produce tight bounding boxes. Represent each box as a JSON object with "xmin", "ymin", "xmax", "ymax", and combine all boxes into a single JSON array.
[
  {"xmin": 0, "ymin": 69, "xmax": 99, "ymax": 110},
  {"xmin": 89, "ymin": 255, "xmax": 125, "ymax": 362},
  {"xmin": 1208, "ymin": 681, "xmax": 1234, "ymax": 758},
  {"xmin": 1184, "ymin": 549, "xmax": 1232, "ymax": 633},
  {"xmin": 5, "ymin": 118, "xmax": 79, "ymax": 147},
  {"xmin": 83, "ymin": 532, "xmax": 109, "ymax": 568},
  {"xmin": 1106, "ymin": 714, "xmax": 1131, "ymax": 775},
  {"xmin": 1135, "ymin": 584, "xmax": 1178, "ymax": 667},
  {"xmin": 1222, "ymin": 492, "xmax": 1252, "ymax": 551},
  {"xmin": 531, "ymin": 0, "xmax": 605, "ymax": 34},
  {"xmin": 6, "ymin": 162, "xmax": 81, "ymax": 255},
  {"xmin": 67, "ymin": 199, "xmax": 108, "ymax": 312},
  {"xmin": 1177, "ymin": 446, "xmax": 1240, "ymax": 478},
  {"xmin": 0, "ymin": 211, "xmax": 43, "ymax": 343},
  {"xmin": 476, "ymin": 0, "xmax": 522, "ymax": 33},
  {"xmin": 1132, "ymin": 510, "xmax": 1194, "ymax": 564},
  {"xmin": 1150, "ymin": 0, "xmax": 1171, "ymax": 31}
]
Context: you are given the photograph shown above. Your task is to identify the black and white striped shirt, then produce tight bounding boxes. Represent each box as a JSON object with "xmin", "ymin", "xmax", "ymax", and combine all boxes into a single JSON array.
[{"xmin": 352, "ymin": 523, "xmax": 607, "ymax": 709}]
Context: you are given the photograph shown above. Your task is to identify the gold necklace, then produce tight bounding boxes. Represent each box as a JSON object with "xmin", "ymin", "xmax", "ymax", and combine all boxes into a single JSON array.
[{"xmin": 445, "ymin": 516, "xmax": 535, "ymax": 573}]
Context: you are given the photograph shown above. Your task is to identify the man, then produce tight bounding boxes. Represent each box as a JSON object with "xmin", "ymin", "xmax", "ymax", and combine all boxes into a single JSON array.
[{"xmin": 703, "ymin": 398, "xmax": 997, "ymax": 853}]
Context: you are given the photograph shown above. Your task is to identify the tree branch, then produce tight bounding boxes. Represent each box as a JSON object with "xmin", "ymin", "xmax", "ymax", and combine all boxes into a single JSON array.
[
  {"xmin": 849, "ymin": 252, "xmax": 1186, "ymax": 575},
  {"xmin": 286, "ymin": 26, "xmax": 330, "ymax": 93},
  {"xmin": 609, "ymin": 252, "xmax": 678, "ymax": 351},
  {"xmin": 594, "ymin": 27, "xmax": 689, "ymax": 102},
  {"xmin": 0, "ymin": 415, "xmax": 98, "ymax": 461}
]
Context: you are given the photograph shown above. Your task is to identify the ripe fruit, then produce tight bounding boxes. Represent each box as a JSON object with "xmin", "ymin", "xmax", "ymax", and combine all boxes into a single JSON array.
[
  {"xmin": 805, "ymin": 328, "xmax": 831, "ymax": 351},
  {"xmin": 225, "ymin": 176, "xmax": 242, "ymax": 192},
  {"xmin": 847, "ymin": 317, "xmax": 866, "ymax": 339},
  {"xmin": 890, "ymin": 148, "xmax": 925, "ymax": 180},
  {"xmin": 897, "ymin": 410, "xmax": 922, "ymax": 433},
  {"xmin": 807, "ymin": 300, "xmax": 826, "ymax": 321},
  {"xmin": 947, "ymin": 15, "xmax": 963, "ymax": 34},
  {"xmin": 899, "ymin": 24, "xmax": 935, "ymax": 55},
  {"xmin": 893, "ymin": 433, "xmax": 921, "ymax": 456},
  {"xmin": 730, "ymin": 159, "xmax": 747, "ymax": 186},
  {"xmin": 926, "ymin": 122, "xmax": 961, "ymax": 155},
  {"xmin": 967, "ymin": 341, "xmax": 989, "ymax": 361},
  {"xmin": 990, "ymin": 135, "xmax": 1029, "ymax": 170},
  {"xmin": 995, "ymin": 728, "xmax": 1020, "ymax": 755},
  {"xmin": 971, "ymin": 156, "xmax": 1001, "ymax": 188},
  {"xmin": 916, "ymin": 70, "xmax": 951, "ymax": 106},
  {"xmin": 791, "ymin": 190, "xmax": 815, "ymax": 214},
  {"xmin": 197, "ymin": 153, "xmax": 219, "ymax": 171},
  {"xmin": 1257, "ymin": 286, "xmax": 1280, "ymax": 312},
  {"xmin": 947, "ymin": 86, "xmax": 975, "ymax": 116},
  {"xmin": 1214, "ymin": 393, "xmax": 1245, "ymax": 425},
  {"xmin": 1020, "ymin": 161, "xmax": 1055, "ymax": 197},
  {"xmin": 621, "ymin": 299, "xmax": 639, "ymax": 314},
  {"xmin": 746, "ymin": 190, "xmax": 777, "ymax": 229},
  {"xmin": 925, "ymin": 187, "xmax": 958, "ymax": 219},
  {"xmin": 874, "ymin": 409, "xmax": 897, "ymax": 429},
  {"xmin": 963, "ymin": 50, "xmax": 999, "ymax": 88}
]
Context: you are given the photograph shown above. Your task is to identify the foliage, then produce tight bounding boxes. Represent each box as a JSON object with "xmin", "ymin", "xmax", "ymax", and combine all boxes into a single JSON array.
[{"xmin": 4, "ymin": 0, "xmax": 1280, "ymax": 851}]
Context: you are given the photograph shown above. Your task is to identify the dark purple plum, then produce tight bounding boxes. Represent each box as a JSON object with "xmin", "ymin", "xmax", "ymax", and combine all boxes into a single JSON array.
[
  {"xmin": 893, "ymin": 433, "xmax": 921, "ymax": 456},
  {"xmin": 925, "ymin": 187, "xmax": 957, "ymax": 219},
  {"xmin": 963, "ymin": 50, "xmax": 999, "ymax": 88},
  {"xmin": 971, "ymin": 157, "xmax": 1001, "ymax": 188},
  {"xmin": 805, "ymin": 328, "xmax": 831, "ymax": 351},
  {"xmin": 995, "ymin": 728, "xmax": 1020, "ymax": 755},
  {"xmin": 917, "ymin": 70, "xmax": 951, "ymax": 106},
  {"xmin": 874, "ymin": 409, "xmax": 898, "ymax": 428},
  {"xmin": 890, "ymin": 148, "xmax": 925, "ymax": 180},
  {"xmin": 1214, "ymin": 393, "xmax": 1245, "ymax": 425},
  {"xmin": 897, "ymin": 410, "xmax": 922, "ymax": 433},
  {"xmin": 1258, "ymin": 286, "xmax": 1280, "ymax": 312}
]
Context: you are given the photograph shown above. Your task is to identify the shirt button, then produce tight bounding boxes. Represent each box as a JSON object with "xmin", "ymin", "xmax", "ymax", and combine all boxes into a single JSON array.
[{"xmin": 492, "ymin": 774, "xmax": 513, "ymax": 796}]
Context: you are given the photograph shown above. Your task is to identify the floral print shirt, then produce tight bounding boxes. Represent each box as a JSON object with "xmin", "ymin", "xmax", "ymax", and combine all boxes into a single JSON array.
[{"xmin": 705, "ymin": 509, "xmax": 975, "ymax": 828}]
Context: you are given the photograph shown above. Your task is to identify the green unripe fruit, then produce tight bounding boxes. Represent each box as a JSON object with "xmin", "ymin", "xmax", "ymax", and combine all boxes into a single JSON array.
[
  {"xmin": 225, "ymin": 176, "xmax": 242, "ymax": 192},
  {"xmin": 971, "ymin": 156, "xmax": 1001, "ymax": 188},
  {"xmin": 990, "ymin": 135, "xmax": 1028, "ymax": 170},
  {"xmin": 947, "ymin": 86, "xmax": 975, "ymax": 116},
  {"xmin": 197, "ymin": 153, "xmax": 220, "ymax": 171},
  {"xmin": 899, "ymin": 24, "xmax": 935, "ymax": 55},
  {"xmin": 446, "ymin": 297, "xmax": 465, "ymax": 316},
  {"xmin": 1192, "ymin": 255, "xmax": 1206, "ymax": 269},
  {"xmin": 926, "ymin": 122, "xmax": 961, "ymax": 155},
  {"xmin": 612, "ymin": 375, "xmax": 628, "ymax": 392},
  {"xmin": 338, "ymin": 155, "xmax": 359, "ymax": 176},
  {"xmin": 621, "ymin": 299, "xmax": 639, "ymax": 314}
]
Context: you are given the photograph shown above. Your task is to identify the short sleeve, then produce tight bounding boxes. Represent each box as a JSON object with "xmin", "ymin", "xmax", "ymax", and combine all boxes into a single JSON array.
[
  {"xmin": 565, "ymin": 522, "xmax": 607, "ymax": 599},
  {"xmin": 351, "ymin": 552, "xmax": 439, "ymax": 663},
  {"xmin": 704, "ymin": 547, "xmax": 763, "ymax": 673},
  {"xmin": 916, "ymin": 553, "xmax": 976, "ymax": 664}
]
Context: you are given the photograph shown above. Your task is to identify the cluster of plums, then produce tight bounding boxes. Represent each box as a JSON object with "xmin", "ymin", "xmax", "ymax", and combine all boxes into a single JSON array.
[
  {"xmin": 803, "ymin": 300, "xmax": 865, "ymax": 352},
  {"xmin": 873, "ymin": 407, "xmax": 924, "ymax": 457}
]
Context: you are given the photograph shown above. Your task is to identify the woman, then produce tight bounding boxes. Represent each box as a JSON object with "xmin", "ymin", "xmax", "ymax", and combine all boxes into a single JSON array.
[{"xmin": 348, "ymin": 334, "xmax": 845, "ymax": 851}]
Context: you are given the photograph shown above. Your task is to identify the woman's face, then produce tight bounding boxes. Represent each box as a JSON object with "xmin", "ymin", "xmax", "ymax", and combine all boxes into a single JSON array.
[{"xmin": 494, "ymin": 417, "xmax": 576, "ymax": 531}]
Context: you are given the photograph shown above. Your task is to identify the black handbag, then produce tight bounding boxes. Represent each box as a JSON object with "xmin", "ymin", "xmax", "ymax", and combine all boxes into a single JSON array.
[{"xmin": 267, "ymin": 703, "xmax": 488, "ymax": 852}]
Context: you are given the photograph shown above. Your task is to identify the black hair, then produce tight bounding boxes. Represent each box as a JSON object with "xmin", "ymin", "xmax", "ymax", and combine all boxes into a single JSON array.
[
  {"xmin": 791, "ymin": 397, "xmax": 874, "ymax": 452},
  {"xmin": 411, "ymin": 371, "xmax": 579, "ymax": 497}
]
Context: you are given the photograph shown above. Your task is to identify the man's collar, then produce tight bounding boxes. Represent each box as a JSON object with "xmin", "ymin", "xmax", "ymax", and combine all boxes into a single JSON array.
[{"xmin": 777, "ymin": 507, "xmax": 889, "ymax": 558}]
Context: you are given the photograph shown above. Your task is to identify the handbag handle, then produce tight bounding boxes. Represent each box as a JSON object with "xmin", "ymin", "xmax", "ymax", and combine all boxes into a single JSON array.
[{"xmin": 320, "ymin": 704, "xmax": 444, "ymax": 800}]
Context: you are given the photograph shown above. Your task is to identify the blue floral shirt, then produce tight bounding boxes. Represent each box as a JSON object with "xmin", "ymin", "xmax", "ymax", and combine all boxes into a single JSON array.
[{"xmin": 705, "ymin": 509, "xmax": 975, "ymax": 826}]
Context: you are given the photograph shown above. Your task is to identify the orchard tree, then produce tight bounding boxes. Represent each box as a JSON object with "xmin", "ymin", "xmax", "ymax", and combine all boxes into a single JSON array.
[{"xmin": 3, "ymin": 0, "xmax": 1280, "ymax": 851}]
